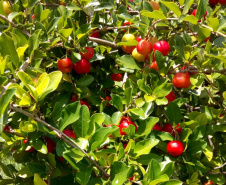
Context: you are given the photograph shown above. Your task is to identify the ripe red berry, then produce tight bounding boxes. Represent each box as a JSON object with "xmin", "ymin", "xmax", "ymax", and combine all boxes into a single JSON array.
[
  {"xmin": 152, "ymin": 124, "xmax": 162, "ymax": 131},
  {"xmin": 204, "ymin": 180, "xmax": 215, "ymax": 185},
  {"xmin": 45, "ymin": 137, "xmax": 56, "ymax": 153},
  {"xmin": 205, "ymin": 37, "xmax": 211, "ymax": 42},
  {"xmin": 59, "ymin": 156, "xmax": 65, "ymax": 162},
  {"xmin": 128, "ymin": 175, "xmax": 135, "ymax": 181},
  {"xmin": 80, "ymin": 100, "xmax": 90, "ymax": 110},
  {"xmin": 153, "ymin": 41, "xmax": 170, "ymax": 56},
  {"xmin": 119, "ymin": 117, "xmax": 137, "ymax": 135},
  {"xmin": 163, "ymin": 123, "xmax": 182, "ymax": 136},
  {"xmin": 58, "ymin": 58, "xmax": 73, "ymax": 73},
  {"xmin": 74, "ymin": 59, "xmax": 91, "ymax": 74},
  {"xmin": 219, "ymin": 0, "xmax": 226, "ymax": 5},
  {"xmin": 111, "ymin": 73, "xmax": 123, "ymax": 82},
  {"xmin": 32, "ymin": 14, "xmax": 35, "ymax": 20},
  {"xmin": 167, "ymin": 141, "xmax": 184, "ymax": 157},
  {"xmin": 173, "ymin": 73, "xmax": 191, "ymax": 88},
  {"xmin": 3, "ymin": 125, "xmax": 11, "ymax": 133},
  {"xmin": 23, "ymin": 139, "xmax": 35, "ymax": 152},
  {"xmin": 137, "ymin": 40, "xmax": 153, "ymax": 56},
  {"xmin": 122, "ymin": 22, "xmax": 133, "ymax": 33},
  {"xmin": 69, "ymin": 95, "xmax": 78, "ymax": 102},
  {"xmin": 192, "ymin": 9, "xmax": 207, "ymax": 22},
  {"xmin": 150, "ymin": 61, "xmax": 159, "ymax": 71},
  {"xmin": 209, "ymin": 0, "xmax": 219, "ymax": 5},
  {"xmin": 165, "ymin": 91, "xmax": 176, "ymax": 104},
  {"xmin": 90, "ymin": 28, "xmax": 99, "ymax": 38},
  {"xmin": 136, "ymin": 35, "xmax": 142, "ymax": 42},
  {"xmin": 105, "ymin": 96, "xmax": 111, "ymax": 106},
  {"xmin": 63, "ymin": 129, "xmax": 76, "ymax": 139},
  {"xmin": 80, "ymin": 47, "xmax": 95, "ymax": 60}
]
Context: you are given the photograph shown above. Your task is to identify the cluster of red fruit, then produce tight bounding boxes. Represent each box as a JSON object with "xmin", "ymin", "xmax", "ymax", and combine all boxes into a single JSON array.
[
  {"xmin": 153, "ymin": 123, "xmax": 184, "ymax": 157},
  {"xmin": 57, "ymin": 47, "xmax": 94, "ymax": 74},
  {"xmin": 209, "ymin": 0, "xmax": 226, "ymax": 5}
]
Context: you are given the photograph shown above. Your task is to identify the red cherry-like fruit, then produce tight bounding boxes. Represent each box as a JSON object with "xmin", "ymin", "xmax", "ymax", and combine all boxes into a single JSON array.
[
  {"xmin": 3, "ymin": 125, "xmax": 11, "ymax": 133},
  {"xmin": 192, "ymin": 9, "xmax": 207, "ymax": 22},
  {"xmin": 74, "ymin": 59, "xmax": 91, "ymax": 74},
  {"xmin": 167, "ymin": 141, "xmax": 184, "ymax": 157},
  {"xmin": 63, "ymin": 129, "xmax": 76, "ymax": 139},
  {"xmin": 219, "ymin": 0, "xmax": 226, "ymax": 5},
  {"xmin": 153, "ymin": 41, "xmax": 170, "ymax": 56},
  {"xmin": 119, "ymin": 117, "xmax": 137, "ymax": 135},
  {"xmin": 45, "ymin": 137, "xmax": 56, "ymax": 153},
  {"xmin": 137, "ymin": 40, "xmax": 152, "ymax": 56},
  {"xmin": 165, "ymin": 91, "xmax": 176, "ymax": 104},
  {"xmin": 122, "ymin": 22, "xmax": 133, "ymax": 33},
  {"xmin": 111, "ymin": 73, "xmax": 123, "ymax": 81},
  {"xmin": 69, "ymin": 95, "xmax": 78, "ymax": 102},
  {"xmin": 136, "ymin": 35, "xmax": 142, "ymax": 42},
  {"xmin": 106, "ymin": 124, "xmax": 119, "ymax": 137},
  {"xmin": 90, "ymin": 29, "xmax": 99, "ymax": 38},
  {"xmin": 209, "ymin": 0, "xmax": 219, "ymax": 5},
  {"xmin": 80, "ymin": 47, "xmax": 95, "ymax": 60},
  {"xmin": 205, "ymin": 37, "xmax": 211, "ymax": 42},
  {"xmin": 163, "ymin": 123, "xmax": 182, "ymax": 136},
  {"xmin": 106, "ymin": 96, "xmax": 111, "ymax": 106},
  {"xmin": 204, "ymin": 180, "xmax": 215, "ymax": 185},
  {"xmin": 150, "ymin": 61, "xmax": 159, "ymax": 71},
  {"xmin": 173, "ymin": 72, "xmax": 191, "ymax": 88},
  {"xmin": 122, "ymin": 34, "xmax": 136, "ymax": 54},
  {"xmin": 59, "ymin": 156, "xmax": 65, "ymax": 162},
  {"xmin": 152, "ymin": 124, "xmax": 162, "ymax": 131},
  {"xmin": 80, "ymin": 100, "xmax": 90, "ymax": 110},
  {"xmin": 23, "ymin": 140, "xmax": 35, "ymax": 152},
  {"xmin": 58, "ymin": 58, "xmax": 73, "ymax": 73},
  {"xmin": 32, "ymin": 14, "xmax": 35, "ymax": 20},
  {"xmin": 128, "ymin": 175, "xmax": 135, "ymax": 181}
]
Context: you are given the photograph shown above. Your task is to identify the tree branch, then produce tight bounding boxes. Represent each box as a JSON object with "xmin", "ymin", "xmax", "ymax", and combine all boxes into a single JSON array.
[
  {"xmin": 9, "ymin": 105, "xmax": 110, "ymax": 178},
  {"xmin": 88, "ymin": 37, "xmax": 118, "ymax": 49},
  {"xmin": 169, "ymin": 67, "xmax": 226, "ymax": 75}
]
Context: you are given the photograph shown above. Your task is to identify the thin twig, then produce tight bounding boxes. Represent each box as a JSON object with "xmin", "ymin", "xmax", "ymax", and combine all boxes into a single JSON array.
[
  {"xmin": 48, "ymin": 168, "xmax": 52, "ymax": 185},
  {"xmin": 8, "ymin": 0, "xmax": 13, "ymax": 7},
  {"xmin": 9, "ymin": 105, "xmax": 110, "ymax": 178},
  {"xmin": 207, "ymin": 135, "xmax": 215, "ymax": 152},
  {"xmin": 89, "ymin": 37, "xmax": 118, "ymax": 49},
  {"xmin": 169, "ymin": 67, "xmax": 226, "ymax": 75},
  {"xmin": 123, "ymin": 92, "xmax": 141, "ymax": 114}
]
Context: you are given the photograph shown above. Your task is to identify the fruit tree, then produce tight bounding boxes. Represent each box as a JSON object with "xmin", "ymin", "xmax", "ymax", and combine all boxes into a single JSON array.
[{"xmin": 0, "ymin": 0, "xmax": 226, "ymax": 185}]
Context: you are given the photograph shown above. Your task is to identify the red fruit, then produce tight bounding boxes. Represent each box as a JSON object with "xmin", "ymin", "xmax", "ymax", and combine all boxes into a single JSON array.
[
  {"xmin": 63, "ymin": 129, "xmax": 76, "ymax": 139},
  {"xmin": 128, "ymin": 175, "xmax": 135, "ymax": 181},
  {"xmin": 123, "ymin": 143, "xmax": 128, "ymax": 149},
  {"xmin": 119, "ymin": 117, "xmax": 137, "ymax": 135},
  {"xmin": 106, "ymin": 124, "xmax": 119, "ymax": 137},
  {"xmin": 69, "ymin": 95, "xmax": 78, "ymax": 102},
  {"xmin": 45, "ymin": 137, "xmax": 56, "ymax": 153},
  {"xmin": 167, "ymin": 141, "xmax": 184, "ymax": 157},
  {"xmin": 153, "ymin": 41, "xmax": 170, "ymax": 56},
  {"xmin": 163, "ymin": 123, "xmax": 182, "ymax": 136},
  {"xmin": 90, "ymin": 29, "xmax": 99, "ymax": 38},
  {"xmin": 150, "ymin": 61, "xmax": 159, "ymax": 71},
  {"xmin": 205, "ymin": 37, "xmax": 211, "ymax": 42},
  {"xmin": 219, "ymin": 0, "xmax": 226, "ymax": 5},
  {"xmin": 136, "ymin": 35, "xmax": 142, "ymax": 42},
  {"xmin": 74, "ymin": 59, "xmax": 91, "ymax": 74},
  {"xmin": 137, "ymin": 40, "xmax": 153, "ymax": 56},
  {"xmin": 106, "ymin": 96, "xmax": 111, "ymax": 106},
  {"xmin": 165, "ymin": 91, "xmax": 176, "ymax": 104},
  {"xmin": 59, "ymin": 157, "xmax": 65, "ymax": 162},
  {"xmin": 80, "ymin": 47, "xmax": 95, "ymax": 60},
  {"xmin": 152, "ymin": 124, "xmax": 162, "ymax": 131},
  {"xmin": 192, "ymin": 9, "xmax": 207, "ymax": 22},
  {"xmin": 58, "ymin": 58, "xmax": 73, "ymax": 73},
  {"xmin": 173, "ymin": 73, "xmax": 191, "ymax": 88},
  {"xmin": 111, "ymin": 73, "xmax": 123, "ymax": 82},
  {"xmin": 32, "ymin": 14, "xmax": 35, "ymax": 20},
  {"xmin": 3, "ymin": 125, "xmax": 11, "ymax": 133},
  {"xmin": 204, "ymin": 180, "xmax": 215, "ymax": 185},
  {"xmin": 209, "ymin": 0, "xmax": 219, "ymax": 5},
  {"xmin": 23, "ymin": 140, "xmax": 34, "ymax": 152},
  {"xmin": 219, "ymin": 114, "xmax": 223, "ymax": 117},
  {"xmin": 122, "ymin": 22, "xmax": 133, "ymax": 33},
  {"xmin": 80, "ymin": 100, "xmax": 90, "ymax": 110}
]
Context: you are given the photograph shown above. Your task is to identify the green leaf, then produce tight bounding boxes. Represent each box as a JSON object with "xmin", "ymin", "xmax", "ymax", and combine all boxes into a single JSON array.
[
  {"xmin": 149, "ymin": 174, "xmax": 169, "ymax": 185},
  {"xmin": 32, "ymin": 139, "xmax": 48, "ymax": 154},
  {"xmin": 59, "ymin": 102, "xmax": 81, "ymax": 131},
  {"xmin": 140, "ymin": 10, "xmax": 166, "ymax": 19},
  {"xmin": 0, "ymin": 107, "xmax": 8, "ymax": 133},
  {"xmin": 196, "ymin": 0, "xmax": 208, "ymax": 20},
  {"xmin": 160, "ymin": 180, "xmax": 183, "ymax": 185},
  {"xmin": 166, "ymin": 102, "xmax": 181, "ymax": 125},
  {"xmin": 160, "ymin": 1, "xmax": 181, "ymax": 17},
  {"xmin": 0, "ymin": 88, "xmax": 16, "ymax": 117},
  {"xmin": 111, "ymin": 94, "xmax": 123, "ymax": 112},
  {"xmin": 182, "ymin": 0, "xmax": 194, "ymax": 15},
  {"xmin": 67, "ymin": 2, "xmax": 81, "ymax": 10},
  {"xmin": 145, "ymin": 159, "xmax": 161, "ymax": 181},
  {"xmin": 89, "ymin": 126, "xmax": 119, "ymax": 151},
  {"xmin": 187, "ymin": 140, "xmax": 207, "ymax": 155},
  {"xmin": 59, "ymin": 28, "xmax": 73, "ymax": 41},
  {"xmin": 28, "ymin": 30, "xmax": 42, "ymax": 59},
  {"xmin": 182, "ymin": 15, "xmax": 198, "ymax": 24},
  {"xmin": 73, "ymin": 105, "xmax": 90, "ymax": 138},
  {"xmin": 218, "ymin": 16, "xmax": 226, "ymax": 31},
  {"xmin": 198, "ymin": 28, "xmax": 211, "ymax": 42},
  {"xmin": 110, "ymin": 162, "xmax": 130, "ymax": 185},
  {"xmin": 95, "ymin": 2, "xmax": 113, "ymax": 11},
  {"xmin": 136, "ymin": 117, "xmax": 159, "ymax": 136},
  {"xmin": 39, "ymin": 71, "xmax": 62, "ymax": 100},
  {"xmin": 0, "ymin": 33, "xmax": 19, "ymax": 68},
  {"xmin": 117, "ymin": 55, "xmax": 141, "ymax": 70},
  {"xmin": 76, "ymin": 166, "xmax": 92, "ymax": 185},
  {"xmin": 125, "ymin": 87, "xmax": 132, "ymax": 106},
  {"xmin": 207, "ymin": 18, "xmax": 219, "ymax": 31},
  {"xmin": 152, "ymin": 80, "xmax": 172, "ymax": 98},
  {"xmin": 0, "ymin": 161, "xmax": 13, "ymax": 178},
  {"xmin": 134, "ymin": 138, "xmax": 159, "ymax": 157},
  {"xmin": 77, "ymin": 75, "xmax": 94, "ymax": 86},
  {"xmin": 35, "ymin": 73, "xmax": 50, "ymax": 98},
  {"xmin": 17, "ymin": 45, "xmax": 28, "ymax": 61},
  {"xmin": 34, "ymin": 174, "xmax": 47, "ymax": 185}
]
